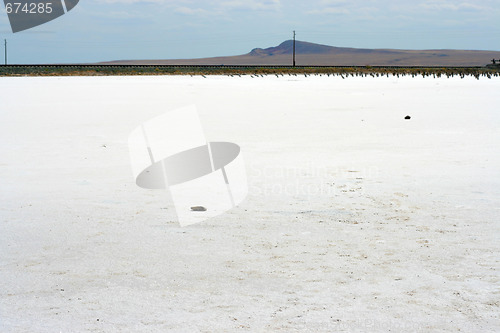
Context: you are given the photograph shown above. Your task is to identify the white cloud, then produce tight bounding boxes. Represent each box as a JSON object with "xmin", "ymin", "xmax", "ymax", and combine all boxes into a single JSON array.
[
  {"xmin": 319, "ymin": 0, "xmax": 348, "ymax": 4},
  {"xmin": 221, "ymin": 0, "xmax": 281, "ymax": 11},
  {"xmin": 174, "ymin": 6, "xmax": 213, "ymax": 15},
  {"xmin": 307, "ymin": 7, "xmax": 349, "ymax": 15},
  {"xmin": 305, "ymin": 0, "xmax": 349, "ymax": 15},
  {"xmin": 95, "ymin": 0, "xmax": 282, "ymax": 18},
  {"xmin": 96, "ymin": 0, "xmax": 280, "ymax": 9},
  {"xmin": 420, "ymin": 1, "xmax": 485, "ymax": 11},
  {"xmin": 98, "ymin": 0, "xmax": 172, "ymax": 3}
]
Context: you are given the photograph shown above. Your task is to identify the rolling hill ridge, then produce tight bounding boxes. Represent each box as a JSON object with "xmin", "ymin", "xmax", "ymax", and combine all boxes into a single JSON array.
[{"xmin": 100, "ymin": 40, "xmax": 500, "ymax": 67}]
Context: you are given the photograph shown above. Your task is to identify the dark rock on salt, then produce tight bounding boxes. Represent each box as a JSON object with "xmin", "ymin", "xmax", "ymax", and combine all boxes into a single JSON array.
[{"xmin": 191, "ymin": 206, "xmax": 207, "ymax": 212}]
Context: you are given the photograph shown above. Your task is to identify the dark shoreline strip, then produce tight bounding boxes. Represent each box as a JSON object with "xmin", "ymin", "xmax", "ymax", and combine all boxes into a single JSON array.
[{"xmin": 0, "ymin": 64, "xmax": 498, "ymax": 79}]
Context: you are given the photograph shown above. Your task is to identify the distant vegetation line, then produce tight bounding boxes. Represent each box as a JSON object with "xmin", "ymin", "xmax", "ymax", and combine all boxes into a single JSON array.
[{"xmin": 0, "ymin": 65, "xmax": 499, "ymax": 79}]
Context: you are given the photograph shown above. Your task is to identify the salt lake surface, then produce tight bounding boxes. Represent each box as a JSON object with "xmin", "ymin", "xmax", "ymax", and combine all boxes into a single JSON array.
[{"xmin": 1, "ymin": 75, "xmax": 499, "ymax": 332}]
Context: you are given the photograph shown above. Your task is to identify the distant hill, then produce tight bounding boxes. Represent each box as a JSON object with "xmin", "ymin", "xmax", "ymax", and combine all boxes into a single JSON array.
[
  {"xmin": 249, "ymin": 40, "xmax": 338, "ymax": 56},
  {"xmin": 100, "ymin": 40, "xmax": 500, "ymax": 67}
]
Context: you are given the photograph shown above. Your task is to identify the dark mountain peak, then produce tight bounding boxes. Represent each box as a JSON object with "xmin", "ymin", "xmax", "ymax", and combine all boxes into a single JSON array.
[{"xmin": 249, "ymin": 40, "xmax": 337, "ymax": 56}]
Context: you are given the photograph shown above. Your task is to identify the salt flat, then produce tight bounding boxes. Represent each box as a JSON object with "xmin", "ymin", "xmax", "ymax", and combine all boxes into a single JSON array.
[{"xmin": 0, "ymin": 75, "xmax": 499, "ymax": 332}]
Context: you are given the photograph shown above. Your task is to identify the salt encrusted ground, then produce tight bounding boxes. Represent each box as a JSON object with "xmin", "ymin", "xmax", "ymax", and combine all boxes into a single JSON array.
[{"xmin": 0, "ymin": 75, "xmax": 499, "ymax": 332}]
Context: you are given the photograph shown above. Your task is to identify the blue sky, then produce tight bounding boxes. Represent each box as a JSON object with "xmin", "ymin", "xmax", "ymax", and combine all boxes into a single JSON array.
[{"xmin": 1, "ymin": 0, "xmax": 499, "ymax": 64}]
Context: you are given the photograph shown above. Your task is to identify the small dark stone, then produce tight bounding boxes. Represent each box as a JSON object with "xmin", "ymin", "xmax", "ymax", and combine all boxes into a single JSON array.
[
  {"xmin": 191, "ymin": 206, "xmax": 207, "ymax": 212},
  {"xmin": 405, "ymin": 115, "xmax": 411, "ymax": 120}
]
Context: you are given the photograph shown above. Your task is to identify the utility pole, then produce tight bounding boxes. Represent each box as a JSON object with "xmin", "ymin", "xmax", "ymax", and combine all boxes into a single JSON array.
[
  {"xmin": 293, "ymin": 31, "xmax": 296, "ymax": 67},
  {"xmin": 4, "ymin": 39, "xmax": 6, "ymax": 65}
]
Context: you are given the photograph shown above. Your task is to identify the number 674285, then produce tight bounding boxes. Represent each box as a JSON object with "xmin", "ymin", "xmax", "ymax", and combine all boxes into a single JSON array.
[{"xmin": 5, "ymin": 2, "xmax": 53, "ymax": 14}]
